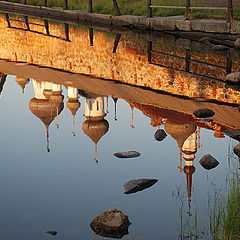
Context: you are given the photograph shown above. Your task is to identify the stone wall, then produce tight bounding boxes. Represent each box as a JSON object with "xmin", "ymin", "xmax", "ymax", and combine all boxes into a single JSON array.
[{"xmin": 0, "ymin": 15, "xmax": 239, "ymax": 104}]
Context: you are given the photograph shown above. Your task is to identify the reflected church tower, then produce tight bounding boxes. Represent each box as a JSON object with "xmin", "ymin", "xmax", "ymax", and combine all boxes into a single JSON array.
[
  {"xmin": 15, "ymin": 77, "xmax": 29, "ymax": 94},
  {"xmin": 29, "ymin": 80, "xmax": 64, "ymax": 152},
  {"xmin": 82, "ymin": 93, "xmax": 109, "ymax": 163},
  {"xmin": 66, "ymin": 87, "xmax": 80, "ymax": 136}
]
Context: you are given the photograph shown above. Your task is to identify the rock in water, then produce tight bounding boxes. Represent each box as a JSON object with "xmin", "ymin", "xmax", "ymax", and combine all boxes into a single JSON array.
[
  {"xmin": 154, "ymin": 129, "xmax": 167, "ymax": 141},
  {"xmin": 193, "ymin": 108, "xmax": 215, "ymax": 118},
  {"xmin": 124, "ymin": 179, "xmax": 158, "ymax": 194},
  {"xmin": 234, "ymin": 143, "xmax": 240, "ymax": 158},
  {"xmin": 199, "ymin": 154, "xmax": 219, "ymax": 170},
  {"xmin": 90, "ymin": 208, "xmax": 131, "ymax": 239},
  {"xmin": 45, "ymin": 231, "xmax": 57, "ymax": 236},
  {"xmin": 114, "ymin": 151, "xmax": 140, "ymax": 159},
  {"xmin": 234, "ymin": 38, "xmax": 240, "ymax": 49},
  {"xmin": 225, "ymin": 72, "xmax": 240, "ymax": 83},
  {"xmin": 224, "ymin": 130, "xmax": 240, "ymax": 141}
]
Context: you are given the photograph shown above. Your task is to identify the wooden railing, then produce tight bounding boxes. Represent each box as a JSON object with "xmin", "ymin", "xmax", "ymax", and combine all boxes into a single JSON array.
[{"xmin": 147, "ymin": 0, "xmax": 234, "ymax": 22}]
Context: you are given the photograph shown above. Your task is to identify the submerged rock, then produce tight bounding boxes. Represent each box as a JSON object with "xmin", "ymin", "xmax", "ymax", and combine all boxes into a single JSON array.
[
  {"xmin": 234, "ymin": 38, "xmax": 240, "ymax": 49},
  {"xmin": 90, "ymin": 208, "xmax": 131, "ymax": 239},
  {"xmin": 224, "ymin": 130, "xmax": 240, "ymax": 141},
  {"xmin": 124, "ymin": 178, "xmax": 158, "ymax": 194},
  {"xmin": 225, "ymin": 72, "xmax": 240, "ymax": 83},
  {"xmin": 199, "ymin": 37, "xmax": 211, "ymax": 45},
  {"xmin": 193, "ymin": 108, "xmax": 215, "ymax": 118},
  {"xmin": 200, "ymin": 118, "xmax": 213, "ymax": 123},
  {"xmin": 114, "ymin": 151, "xmax": 140, "ymax": 159},
  {"xmin": 199, "ymin": 154, "xmax": 219, "ymax": 170},
  {"xmin": 45, "ymin": 231, "xmax": 57, "ymax": 236},
  {"xmin": 233, "ymin": 143, "xmax": 240, "ymax": 158},
  {"xmin": 212, "ymin": 45, "xmax": 229, "ymax": 51},
  {"xmin": 154, "ymin": 129, "xmax": 167, "ymax": 141}
]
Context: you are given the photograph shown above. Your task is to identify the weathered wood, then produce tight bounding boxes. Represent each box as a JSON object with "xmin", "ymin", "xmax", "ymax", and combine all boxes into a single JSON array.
[
  {"xmin": 43, "ymin": 0, "xmax": 47, "ymax": 7},
  {"xmin": 112, "ymin": 0, "xmax": 121, "ymax": 16},
  {"xmin": 24, "ymin": 0, "xmax": 27, "ymax": 4},
  {"xmin": 151, "ymin": 6, "xmax": 227, "ymax": 10},
  {"xmin": 64, "ymin": 0, "xmax": 68, "ymax": 10},
  {"xmin": 186, "ymin": 0, "xmax": 191, "ymax": 20},
  {"xmin": 147, "ymin": 0, "xmax": 152, "ymax": 18},
  {"xmin": 227, "ymin": 0, "xmax": 233, "ymax": 23},
  {"xmin": 88, "ymin": 0, "xmax": 93, "ymax": 13}
]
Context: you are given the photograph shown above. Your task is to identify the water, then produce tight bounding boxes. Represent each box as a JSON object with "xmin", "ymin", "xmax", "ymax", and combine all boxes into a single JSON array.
[{"xmin": 0, "ymin": 13, "xmax": 239, "ymax": 240}]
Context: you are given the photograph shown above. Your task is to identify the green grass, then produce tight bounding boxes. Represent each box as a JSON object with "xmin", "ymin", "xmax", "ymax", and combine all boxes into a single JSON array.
[{"xmin": 7, "ymin": 0, "xmax": 240, "ymax": 19}]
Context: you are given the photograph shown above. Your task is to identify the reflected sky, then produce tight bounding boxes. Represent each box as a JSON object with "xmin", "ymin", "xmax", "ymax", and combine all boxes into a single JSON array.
[{"xmin": 0, "ymin": 75, "xmax": 238, "ymax": 239}]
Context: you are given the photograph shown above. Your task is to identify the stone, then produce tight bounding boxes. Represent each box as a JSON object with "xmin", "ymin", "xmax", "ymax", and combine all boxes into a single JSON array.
[
  {"xmin": 199, "ymin": 154, "xmax": 219, "ymax": 170},
  {"xmin": 199, "ymin": 37, "xmax": 211, "ymax": 45},
  {"xmin": 124, "ymin": 179, "xmax": 158, "ymax": 194},
  {"xmin": 200, "ymin": 118, "xmax": 213, "ymax": 123},
  {"xmin": 234, "ymin": 38, "xmax": 240, "ymax": 49},
  {"xmin": 193, "ymin": 108, "xmax": 215, "ymax": 118},
  {"xmin": 224, "ymin": 130, "xmax": 240, "ymax": 141},
  {"xmin": 154, "ymin": 129, "xmax": 167, "ymax": 141},
  {"xmin": 114, "ymin": 151, "xmax": 140, "ymax": 159},
  {"xmin": 45, "ymin": 231, "xmax": 57, "ymax": 236},
  {"xmin": 212, "ymin": 45, "xmax": 229, "ymax": 51},
  {"xmin": 225, "ymin": 72, "xmax": 240, "ymax": 83},
  {"xmin": 90, "ymin": 208, "xmax": 131, "ymax": 239},
  {"xmin": 233, "ymin": 143, "xmax": 240, "ymax": 158}
]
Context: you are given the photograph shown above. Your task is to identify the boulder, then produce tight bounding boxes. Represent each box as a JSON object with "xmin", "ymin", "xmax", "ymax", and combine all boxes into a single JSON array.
[
  {"xmin": 233, "ymin": 143, "xmax": 240, "ymax": 158},
  {"xmin": 114, "ymin": 151, "xmax": 140, "ymax": 159},
  {"xmin": 90, "ymin": 208, "xmax": 131, "ymax": 239},
  {"xmin": 154, "ymin": 129, "xmax": 167, "ymax": 141},
  {"xmin": 234, "ymin": 38, "xmax": 240, "ymax": 49},
  {"xmin": 225, "ymin": 72, "xmax": 240, "ymax": 83},
  {"xmin": 124, "ymin": 178, "xmax": 158, "ymax": 194},
  {"xmin": 193, "ymin": 108, "xmax": 215, "ymax": 118},
  {"xmin": 212, "ymin": 45, "xmax": 229, "ymax": 51},
  {"xmin": 224, "ymin": 129, "xmax": 240, "ymax": 141},
  {"xmin": 199, "ymin": 154, "xmax": 219, "ymax": 170}
]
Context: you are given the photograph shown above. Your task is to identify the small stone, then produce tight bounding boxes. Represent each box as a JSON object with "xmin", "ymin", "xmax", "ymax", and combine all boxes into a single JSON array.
[
  {"xmin": 234, "ymin": 38, "xmax": 240, "ymax": 49},
  {"xmin": 124, "ymin": 179, "xmax": 158, "ymax": 194},
  {"xmin": 225, "ymin": 72, "xmax": 240, "ymax": 83},
  {"xmin": 154, "ymin": 129, "xmax": 167, "ymax": 141},
  {"xmin": 200, "ymin": 118, "xmax": 213, "ymax": 123},
  {"xmin": 233, "ymin": 143, "xmax": 240, "ymax": 158},
  {"xmin": 45, "ymin": 231, "xmax": 57, "ymax": 236},
  {"xmin": 199, "ymin": 154, "xmax": 219, "ymax": 170},
  {"xmin": 90, "ymin": 208, "xmax": 131, "ymax": 239},
  {"xmin": 224, "ymin": 129, "xmax": 240, "ymax": 141},
  {"xmin": 193, "ymin": 108, "xmax": 215, "ymax": 118},
  {"xmin": 212, "ymin": 45, "xmax": 229, "ymax": 51},
  {"xmin": 199, "ymin": 37, "xmax": 211, "ymax": 45},
  {"xmin": 114, "ymin": 151, "xmax": 140, "ymax": 159}
]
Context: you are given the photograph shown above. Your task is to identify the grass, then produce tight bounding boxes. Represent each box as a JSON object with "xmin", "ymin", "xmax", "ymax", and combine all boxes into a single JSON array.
[{"xmin": 7, "ymin": 0, "xmax": 240, "ymax": 19}]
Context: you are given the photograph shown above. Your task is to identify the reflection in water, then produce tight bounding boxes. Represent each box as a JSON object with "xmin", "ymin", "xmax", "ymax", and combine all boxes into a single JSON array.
[
  {"xmin": 15, "ymin": 77, "xmax": 29, "ymax": 94},
  {"xmin": 0, "ymin": 74, "xmax": 7, "ymax": 96}
]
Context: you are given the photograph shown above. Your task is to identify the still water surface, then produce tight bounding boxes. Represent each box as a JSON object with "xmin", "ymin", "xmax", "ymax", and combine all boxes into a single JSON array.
[{"xmin": 0, "ymin": 13, "xmax": 239, "ymax": 240}]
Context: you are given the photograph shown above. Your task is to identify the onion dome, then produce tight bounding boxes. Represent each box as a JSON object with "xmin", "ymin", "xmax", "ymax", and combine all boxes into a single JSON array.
[
  {"xmin": 15, "ymin": 77, "xmax": 29, "ymax": 94},
  {"xmin": 66, "ymin": 99, "xmax": 81, "ymax": 136},
  {"xmin": 164, "ymin": 120, "xmax": 196, "ymax": 150},
  {"xmin": 29, "ymin": 98, "xmax": 64, "ymax": 152},
  {"xmin": 82, "ymin": 119, "xmax": 109, "ymax": 163},
  {"xmin": 43, "ymin": 89, "xmax": 53, "ymax": 100}
]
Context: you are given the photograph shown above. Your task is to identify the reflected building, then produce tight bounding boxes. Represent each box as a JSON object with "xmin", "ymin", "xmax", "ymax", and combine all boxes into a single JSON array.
[
  {"xmin": 15, "ymin": 77, "xmax": 29, "ymax": 94},
  {"xmin": 29, "ymin": 80, "xmax": 64, "ymax": 152},
  {"xmin": 82, "ymin": 93, "xmax": 109, "ymax": 163},
  {"xmin": 0, "ymin": 74, "xmax": 7, "ymax": 96},
  {"xmin": 66, "ymin": 87, "xmax": 80, "ymax": 136}
]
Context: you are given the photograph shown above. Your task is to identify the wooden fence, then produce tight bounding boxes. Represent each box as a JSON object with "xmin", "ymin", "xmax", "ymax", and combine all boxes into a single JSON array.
[{"xmin": 147, "ymin": 0, "xmax": 234, "ymax": 22}]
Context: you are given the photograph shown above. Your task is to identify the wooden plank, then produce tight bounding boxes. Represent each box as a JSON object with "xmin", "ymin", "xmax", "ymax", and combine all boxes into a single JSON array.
[{"xmin": 151, "ymin": 6, "xmax": 227, "ymax": 10}]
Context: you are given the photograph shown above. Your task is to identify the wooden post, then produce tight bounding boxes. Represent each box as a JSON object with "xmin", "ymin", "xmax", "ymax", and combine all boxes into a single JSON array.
[
  {"xmin": 88, "ymin": 0, "xmax": 93, "ymax": 13},
  {"xmin": 65, "ymin": 24, "xmax": 70, "ymax": 41},
  {"xmin": 24, "ymin": 16, "xmax": 30, "ymax": 30},
  {"xmin": 227, "ymin": 0, "xmax": 233, "ymax": 23},
  {"xmin": 44, "ymin": 20, "xmax": 50, "ymax": 35},
  {"xmin": 185, "ymin": 49, "xmax": 190, "ymax": 72},
  {"xmin": 186, "ymin": 0, "xmax": 191, "ymax": 20},
  {"xmin": 147, "ymin": 41, "xmax": 152, "ymax": 63},
  {"xmin": 112, "ymin": 34, "xmax": 121, "ymax": 53},
  {"xmin": 112, "ymin": 0, "xmax": 121, "ymax": 16},
  {"xmin": 5, "ymin": 13, "xmax": 11, "ymax": 28},
  {"xmin": 226, "ymin": 52, "xmax": 232, "ymax": 74},
  {"xmin": 147, "ymin": 0, "xmax": 152, "ymax": 18},
  {"xmin": 89, "ymin": 28, "xmax": 93, "ymax": 46},
  {"xmin": 43, "ymin": 0, "xmax": 47, "ymax": 7},
  {"xmin": 24, "ymin": 0, "xmax": 27, "ymax": 4},
  {"xmin": 64, "ymin": 0, "xmax": 68, "ymax": 10}
]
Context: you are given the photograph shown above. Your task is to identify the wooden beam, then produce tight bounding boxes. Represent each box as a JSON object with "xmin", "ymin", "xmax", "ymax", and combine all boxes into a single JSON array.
[
  {"xmin": 64, "ymin": 0, "xmax": 68, "ymax": 10},
  {"xmin": 147, "ymin": 0, "xmax": 152, "ymax": 18},
  {"xmin": 112, "ymin": 0, "xmax": 121, "ymax": 16},
  {"xmin": 88, "ymin": 0, "xmax": 93, "ymax": 13},
  {"xmin": 227, "ymin": 0, "xmax": 233, "ymax": 23},
  {"xmin": 43, "ymin": 0, "xmax": 47, "ymax": 7}
]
